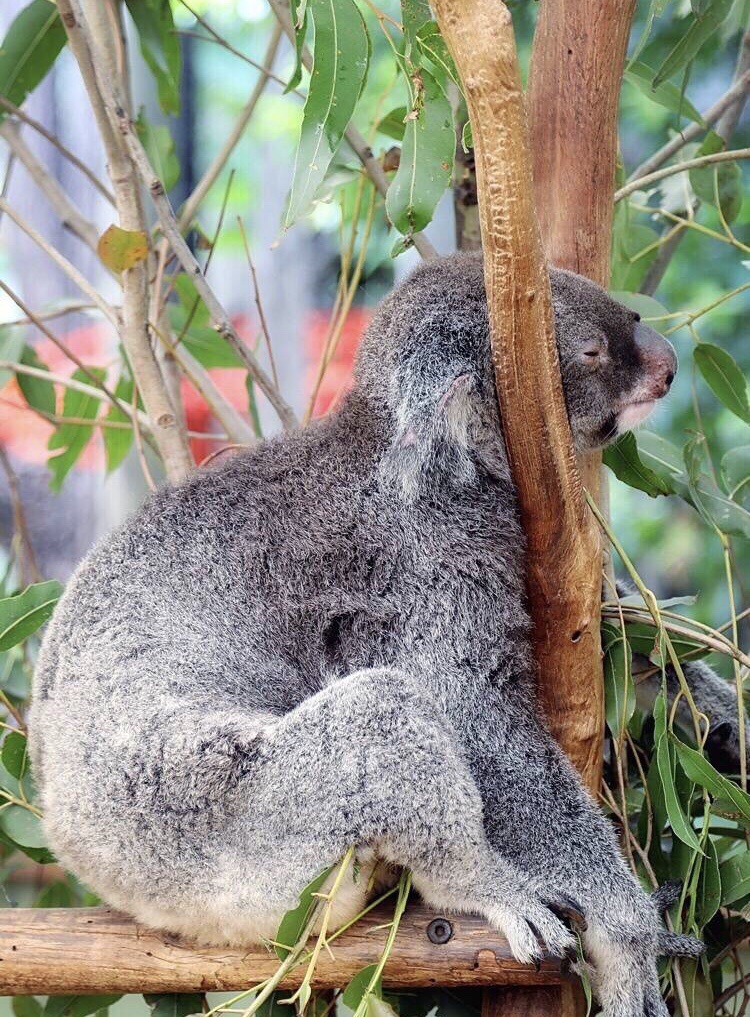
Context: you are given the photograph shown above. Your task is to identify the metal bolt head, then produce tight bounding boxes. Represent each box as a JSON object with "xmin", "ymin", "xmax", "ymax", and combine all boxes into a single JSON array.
[{"xmin": 426, "ymin": 917, "xmax": 453, "ymax": 945}]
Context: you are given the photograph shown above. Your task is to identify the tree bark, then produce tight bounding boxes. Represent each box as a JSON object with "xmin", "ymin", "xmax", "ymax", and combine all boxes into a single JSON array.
[{"xmin": 526, "ymin": 0, "xmax": 638, "ymax": 789}]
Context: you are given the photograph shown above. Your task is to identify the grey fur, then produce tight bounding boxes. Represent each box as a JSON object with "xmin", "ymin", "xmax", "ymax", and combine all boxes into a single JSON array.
[{"xmin": 31, "ymin": 252, "xmax": 733, "ymax": 1017}]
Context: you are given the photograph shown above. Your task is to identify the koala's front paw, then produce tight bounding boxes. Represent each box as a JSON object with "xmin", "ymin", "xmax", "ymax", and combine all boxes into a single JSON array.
[{"xmin": 486, "ymin": 889, "xmax": 579, "ymax": 967}]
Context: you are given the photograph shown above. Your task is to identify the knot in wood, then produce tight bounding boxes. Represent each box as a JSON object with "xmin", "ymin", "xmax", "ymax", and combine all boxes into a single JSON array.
[
  {"xmin": 426, "ymin": 917, "xmax": 453, "ymax": 945},
  {"xmin": 156, "ymin": 413, "xmax": 175, "ymax": 428}
]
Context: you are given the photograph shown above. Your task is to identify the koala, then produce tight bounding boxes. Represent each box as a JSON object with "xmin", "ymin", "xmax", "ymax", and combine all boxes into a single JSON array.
[{"xmin": 32, "ymin": 252, "xmax": 733, "ymax": 1017}]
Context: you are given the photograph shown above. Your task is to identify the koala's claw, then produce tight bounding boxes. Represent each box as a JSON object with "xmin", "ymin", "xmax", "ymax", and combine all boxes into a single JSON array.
[
  {"xmin": 545, "ymin": 892, "xmax": 588, "ymax": 932},
  {"xmin": 486, "ymin": 894, "xmax": 577, "ymax": 967}
]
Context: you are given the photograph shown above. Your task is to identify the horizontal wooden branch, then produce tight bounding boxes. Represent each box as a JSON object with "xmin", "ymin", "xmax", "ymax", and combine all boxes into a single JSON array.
[{"xmin": 0, "ymin": 905, "xmax": 565, "ymax": 996}]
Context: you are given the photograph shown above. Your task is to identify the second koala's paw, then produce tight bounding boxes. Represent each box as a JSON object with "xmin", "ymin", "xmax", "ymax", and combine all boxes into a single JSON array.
[{"xmin": 486, "ymin": 891, "xmax": 578, "ymax": 967}]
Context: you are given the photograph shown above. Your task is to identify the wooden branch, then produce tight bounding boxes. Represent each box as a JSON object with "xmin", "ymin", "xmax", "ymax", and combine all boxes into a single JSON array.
[
  {"xmin": 432, "ymin": 0, "xmax": 602, "ymax": 792},
  {"xmin": 525, "ymin": 0, "xmax": 637, "ymax": 788},
  {"xmin": 616, "ymin": 146, "xmax": 750, "ymax": 203},
  {"xmin": 56, "ymin": 0, "xmax": 195, "ymax": 484},
  {"xmin": 265, "ymin": 0, "xmax": 438, "ymax": 262},
  {"xmin": 0, "ymin": 95, "xmax": 115, "ymax": 204},
  {"xmin": 0, "ymin": 905, "xmax": 565, "ymax": 996}
]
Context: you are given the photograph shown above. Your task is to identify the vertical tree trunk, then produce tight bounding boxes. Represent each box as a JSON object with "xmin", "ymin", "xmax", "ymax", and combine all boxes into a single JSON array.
[{"xmin": 527, "ymin": 0, "xmax": 638, "ymax": 790}]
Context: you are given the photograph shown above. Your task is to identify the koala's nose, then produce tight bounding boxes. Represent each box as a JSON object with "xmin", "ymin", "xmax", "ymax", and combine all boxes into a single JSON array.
[{"xmin": 635, "ymin": 321, "xmax": 678, "ymax": 398}]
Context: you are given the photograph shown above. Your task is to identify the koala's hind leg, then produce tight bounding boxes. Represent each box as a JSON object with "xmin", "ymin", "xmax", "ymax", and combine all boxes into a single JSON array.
[
  {"xmin": 221, "ymin": 667, "xmax": 576, "ymax": 963},
  {"xmin": 479, "ymin": 711, "xmax": 698, "ymax": 1017}
]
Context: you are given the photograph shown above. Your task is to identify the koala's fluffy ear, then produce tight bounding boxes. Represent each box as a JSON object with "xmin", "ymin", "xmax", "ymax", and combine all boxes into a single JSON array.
[{"xmin": 379, "ymin": 360, "xmax": 482, "ymax": 500}]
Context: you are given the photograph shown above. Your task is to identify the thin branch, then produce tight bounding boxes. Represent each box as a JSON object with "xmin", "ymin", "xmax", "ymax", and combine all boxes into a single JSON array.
[
  {"xmin": 237, "ymin": 217, "xmax": 279, "ymax": 390},
  {"xmin": 627, "ymin": 67, "xmax": 750, "ymax": 182},
  {"xmin": 0, "ymin": 197, "xmax": 118, "ymax": 326},
  {"xmin": 58, "ymin": 0, "xmax": 194, "ymax": 482},
  {"xmin": 0, "ymin": 445, "xmax": 41, "ymax": 587},
  {"xmin": 178, "ymin": 23, "xmax": 282, "ymax": 230},
  {"xmin": 265, "ymin": 0, "xmax": 439, "ymax": 261},
  {"xmin": 616, "ymin": 147, "xmax": 750, "ymax": 203},
  {"xmin": 88, "ymin": 75, "xmax": 297, "ymax": 429},
  {"xmin": 176, "ymin": 29, "xmax": 292, "ymax": 92},
  {"xmin": 0, "ymin": 278, "xmax": 127, "ymax": 418},
  {"xmin": 0, "ymin": 95, "xmax": 115, "ymax": 204},
  {"xmin": 3, "ymin": 302, "xmax": 101, "ymax": 327},
  {"xmin": 0, "ymin": 121, "xmax": 101, "ymax": 251}
]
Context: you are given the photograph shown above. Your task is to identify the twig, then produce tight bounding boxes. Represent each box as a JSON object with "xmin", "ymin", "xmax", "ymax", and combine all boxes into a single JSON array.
[
  {"xmin": 0, "ymin": 95, "xmax": 115, "ymax": 204},
  {"xmin": 0, "ymin": 446, "xmax": 41, "ymax": 587},
  {"xmin": 3, "ymin": 302, "xmax": 101, "ymax": 327},
  {"xmin": 176, "ymin": 29, "xmax": 292, "ymax": 92},
  {"xmin": 627, "ymin": 67, "xmax": 750, "ymax": 182},
  {"xmin": 0, "ymin": 122, "xmax": 101, "ymax": 251},
  {"xmin": 0, "ymin": 198, "xmax": 118, "ymax": 327},
  {"xmin": 177, "ymin": 22, "xmax": 283, "ymax": 231},
  {"xmin": 0, "ymin": 279, "xmax": 129, "ymax": 420},
  {"xmin": 616, "ymin": 147, "xmax": 750, "ymax": 203},
  {"xmin": 265, "ymin": 0, "xmax": 438, "ymax": 261},
  {"xmin": 237, "ymin": 218, "xmax": 279, "ymax": 390},
  {"xmin": 90, "ymin": 76, "xmax": 297, "ymax": 429},
  {"xmin": 58, "ymin": 0, "xmax": 194, "ymax": 483}
]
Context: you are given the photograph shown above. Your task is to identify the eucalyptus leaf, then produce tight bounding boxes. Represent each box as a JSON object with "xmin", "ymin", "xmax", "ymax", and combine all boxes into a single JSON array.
[
  {"xmin": 604, "ymin": 632, "xmax": 635, "ymax": 739},
  {"xmin": 625, "ymin": 62, "xmax": 704, "ymax": 125},
  {"xmin": 2, "ymin": 730, "xmax": 28, "ymax": 780},
  {"xmin": 47, "ymin": 368, "xmax": 104, "ymax": 491},
  {"xmin": 44, "ymin": 997, "xmax": 122, "ymax": 1017},
  {"xmin": 0, "ymin": 805, "xmax": 46, "ymax": 849},
  {"xmin": 13, "ymin": 998, "xmax": 43, "ymax": 1017},
  {"xmin": 684, "ymin": 437, "xmax": 750, "ymax": 539},
  {"xmin": 0, "ymin": 0, "xmax": 66, "ymax": 121},
  {"xmin": 342, "ymin": 964, "xmax": 380, "ymax": 1010},
  {"xmin": 654, "ymin": 693, "xmax": 702, "ymax": 852},
  {"xmin": 385, "ymin": 68, "xmax": 453, "ymax": 247},
  {"xmin": 274, "ymin": 865, "xmax": 332, "ymax": 960},
  {"xmin": 720, "ymin": 851, "xmax": 750, "ymax": 905},
  {"xmin": 689, "ymin": 131, "xmax": 743, "ymax": 223},
  {"xmin": 124, "ymin": 0, "xmax": 181, "ymax": 115},
  {"xmin": 653, "ymin": 0, "xmax": 735, "ymax": 88},
  {"xmin": 416, "ymin": 22, "xmax": 459, "ymax": 85},
  {"xmin": 143, "ymin": 994, "xmax": 205, "ymax": 1017},
  {"xmin": 721, "ymin": 446, "xmax": 750, "ymax": 506},
  {"xmin": 135, "ymin": 110, "xmax": 180, "ymax": 192},
  {"xmin": 103, "ymin": 375, "xmax": 134, "ymax": 475},
  {"xmin": 0, "ymin": 579, "xmax": 63, "ymax": 651},
  {"xmin": 283, "ymin": 0, "xmax": 370, "ymax": 227},
  {"xmin": 609, "ymin": 291, "xmax": 671, "ymax": 323},
  {"xmin": 18, "ymin": 345, "xmax": 56, "ymax": 417},
  {"xmin": 604, "ymin": 433, "xmax": 671, "ymax": 497},
  {"xmin": 377, "ymin": 107, "xmax": 407, "ymax": 142},
  {"xmin": 694, "ymin": 342, "xmax": 750, "ymax": 423},
  {"xmin": 672, "ymin": 736, "xmax": 750, "ymax": 826}
]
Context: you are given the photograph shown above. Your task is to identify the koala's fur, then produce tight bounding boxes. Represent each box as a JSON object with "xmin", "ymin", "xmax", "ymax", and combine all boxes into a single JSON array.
[{"xmin": 31, "ymin": 253, "xmax": 738, "ymax": 1017}]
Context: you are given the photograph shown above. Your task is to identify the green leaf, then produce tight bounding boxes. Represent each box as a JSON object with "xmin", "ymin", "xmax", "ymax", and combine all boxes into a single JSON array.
[
  {"xmin": 654, "ymin": 693, "xmax": 702, "ymax": 852},
  {"xmin": 0, "ymin": 327, "xmax": 27, "ymax": 389},
  {"xmin": 144, "ymin": 995, "xmax": 205, "ymax": 1017},
  {"xmin": 365, "ymin": 997, "xmax": 399, "ymax": 1017},
  {"xmin": 461, "ymin": 120, "xmax": 472, "ymax": 153},
  {"xmin": 283, "ymin": 0, "xmax": 370, "ymax": 227},
  {"xmin": 0, "ymin": 580, "xmax": 62, "ymax": 651},
  {"xmin": 124, "ymin": 0, "xmax": 181, "ymax": 115},
  {"xmin": 376, "ymin": 106, "xmax": 407, "ymax": 142},
  {"xmin": 102, "ymin": 374, "xmax": 134, "ymax": 474},
  {"xmin": 18, "ymin": 345, "xmax": 56, "ymax": 417},
  {"xmin": 2, "ymin": 730, "xmax": 28, "ymax": 780},
  {"xmin": 689, "ymin": 131, "xmax": 743, "ymax": 223},
  {"xmin": 274, "ymin": 865, "xmax": 332, "ymax": 960},
  {"xmin": 625, "ymin": 61, "xmax": 704, "ymax": 125},
  {"xmin": 0, "ymin": 805, "xmax": 46, "ymax": 849},
  {"xmin": 286, "ymin": 0, "xmax": 309, "ymax": 93},
  {"xmin": 604, "ymin": 432, "xmax": 671, "ymax": 497},
  {"xmin": 415, "ymin": 22, "xmax": 459, "ymax": 85},
  {"xmin": 47, "ymin": 368, "xmax": 104, "ymax": 491},
  {"xmin": 696, "ymin": 837, "xmax": 721, "ymax": 925},
  {"xmin": 694, "ymin": 342, "xmax": 750, "ymax": 423},
  {"xmin": 36, "ymin": 880, "xmax": 75, "ymax": 907},
  {"xmin": 342, "ymin": 965, "xmax": 380, "ymax": 1010},
  {"xmin": 0, "ymin": 0, "xmax": 66, "ymax": 121},
  {"xmin": 721, "ymin": 445, "xmax": 750, "ymax": 506},
  {"xmin": 673, "ymin": 737, "xmax": 750, "ymax": 826},
  {"xmin": 720, "ymin": 851, "xmax": 750, "ymax": 905},
  {"xmin": 400, "ymin": 0, "xmax": 432, "ymax": 60},
  {"xmin": 97, "ymin": 224, "xmax": 149, "ymax": 273},
  {"xmin": 135, "ymin": 110, "xmax": 180, "ymax": 192},
  {"xmin": 385, "ymin": 68, "xmax": 453, "ymax": 246},
  {"xmin": 13, "ymin": 998, "xmax": 43, "ymax": 1017},
  {"xmin": 604, "ymin": 632, "xmax": 635, "ymax": 739},
  {"xmin": 44, "ymin": 997, "xmax": 122, "ymax": 1017},
  {"xmin": 684, "ymin": 437, "xmax": 750, "ymax": 539},
  {"xmin": 627, "ymin": 0, "xmax": 671, "ymax": 65},
  {"xmin": 653, "ymin": 0, "xmax": 735, "ymax": 88}
]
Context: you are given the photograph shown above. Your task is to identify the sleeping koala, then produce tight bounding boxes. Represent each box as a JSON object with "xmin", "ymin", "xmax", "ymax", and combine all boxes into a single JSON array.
[{"xmin": 32, "ymin": 252, "xmax": 734, "ymax": 1017}]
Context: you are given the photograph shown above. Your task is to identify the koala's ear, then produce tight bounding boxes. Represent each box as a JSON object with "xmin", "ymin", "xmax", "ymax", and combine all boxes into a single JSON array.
[{"xmin": 380, "ymin": 361, "xmax": 482, "ymax": 500}]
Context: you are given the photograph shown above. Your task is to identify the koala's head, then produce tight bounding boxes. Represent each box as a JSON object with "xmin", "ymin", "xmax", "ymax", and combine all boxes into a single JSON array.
[{"xmin": 353, "ymin": 252, "xmax": 676, "ymax": 493}]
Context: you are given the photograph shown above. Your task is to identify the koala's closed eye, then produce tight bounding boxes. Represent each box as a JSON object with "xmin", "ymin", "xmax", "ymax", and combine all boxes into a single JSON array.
[{"xmin": 581, "ymin": 339, "xmax": 606, "ymax": 367}]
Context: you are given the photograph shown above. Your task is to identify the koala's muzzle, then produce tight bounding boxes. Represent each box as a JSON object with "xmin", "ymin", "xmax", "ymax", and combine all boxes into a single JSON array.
[{"xmin": 634, "ymin": 321, "xmax": 677, "ymax": 400}]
